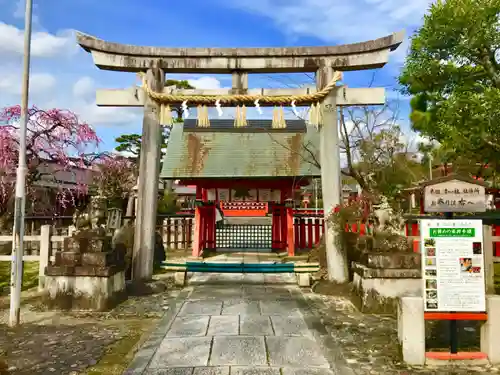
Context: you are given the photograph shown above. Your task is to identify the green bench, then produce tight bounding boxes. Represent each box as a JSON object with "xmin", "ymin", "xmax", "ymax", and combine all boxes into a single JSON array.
[{"xmin": 161, "ymin": 261, "xmax": 320, "ymax": 287}]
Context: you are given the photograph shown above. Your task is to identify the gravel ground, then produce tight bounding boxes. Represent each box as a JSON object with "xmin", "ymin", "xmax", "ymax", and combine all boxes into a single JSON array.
[
  {"xmin": 0, "ymin": 276, "xmax": 181, "ymax": 375},
  {"xmin": 303, "ymin": 289, "xmax": 499, "ymax": 374}
]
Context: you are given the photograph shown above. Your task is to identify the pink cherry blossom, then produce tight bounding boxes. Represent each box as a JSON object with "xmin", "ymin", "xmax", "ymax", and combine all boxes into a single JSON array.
[
  {"xmin": 93, "ymin": 155, "xmax": 138, "ymax": 201},
  {"xmin": 0, "ymin": 105, "xmax": 101, "ymax": 215}
]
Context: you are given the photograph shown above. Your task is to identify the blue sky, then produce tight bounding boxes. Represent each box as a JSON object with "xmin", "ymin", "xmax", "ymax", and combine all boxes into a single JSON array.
[{"xmin": 0, "ymin": 0, "xmax": 434, "ymax": 152}]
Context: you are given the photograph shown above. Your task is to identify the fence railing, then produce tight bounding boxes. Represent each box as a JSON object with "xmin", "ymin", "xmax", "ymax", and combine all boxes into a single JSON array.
[
  {"xmin": 159, "ymin": 216, "xmax": 194, "ymax": 250},
  {"xmin": 0, "ymin": 225, "xmax": 67, "ymax": 291},
  {"xmin": 293, "ymin": 215, "xmax": 325, "ymax": 250}
]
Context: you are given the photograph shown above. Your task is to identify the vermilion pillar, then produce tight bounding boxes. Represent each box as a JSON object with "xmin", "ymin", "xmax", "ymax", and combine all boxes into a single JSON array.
[
  {"xmin": 280, "ymin": 208, "xmax": 287, "ymax": 251},
  {"xmin": 192, "ymin": 206, "xmax": 202, "ymax": 257},
  {"xmin": 286, "ymin": 207, "xmax": 295, "ymax": 256},
  {"xmin": 271, "ymin": 206, "xmax": 280, "ymax": 251}
]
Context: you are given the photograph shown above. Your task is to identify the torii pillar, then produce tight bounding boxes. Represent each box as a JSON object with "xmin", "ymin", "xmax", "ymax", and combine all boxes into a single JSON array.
[
  {"xmin": 133, "ymin": 66, "xmax": 165, "ymax": 281},
  {"xmin": 317, "ymin": 67, "xmax": 346, "ymax": 283}
]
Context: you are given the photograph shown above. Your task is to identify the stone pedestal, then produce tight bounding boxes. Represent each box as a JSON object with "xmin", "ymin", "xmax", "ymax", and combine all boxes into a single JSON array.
[
  {"xmin": 44, "ymin": 266, "xmax": 126, "ymax": 311},
  {"xmin": 296, "ymin": 273, "xmax": 311, "ymax": 287},
  {"xmin": 481, "ymin": 295, "xmax": 500, "ymax": 364},
  {"xmin": 352, "ymin": 252, "xmax": 422, "ymax": 314},
  {"xmin": 43, "ymin": 230, "xmax": 127, "ymax": 311}
]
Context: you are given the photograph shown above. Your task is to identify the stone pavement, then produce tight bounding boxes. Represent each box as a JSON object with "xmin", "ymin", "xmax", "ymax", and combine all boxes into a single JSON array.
[{"xmin": 125, "ymin": 272, "xmax": 348, "ymax": 375}]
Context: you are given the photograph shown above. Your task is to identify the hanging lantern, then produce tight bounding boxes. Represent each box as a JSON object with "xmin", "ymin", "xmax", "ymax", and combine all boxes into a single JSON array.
[{"xmin": 284, "ymin": 198, "xmax": 294, "ymax": 208}]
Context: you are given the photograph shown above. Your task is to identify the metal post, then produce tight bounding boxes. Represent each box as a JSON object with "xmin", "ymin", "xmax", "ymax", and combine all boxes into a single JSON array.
[
  {"xmin": 9, "ymin": 0, "xmax": 33, "ymax": 327},
  {"xmin": 428, "ymin": 153, "xmax": 433, "ymax": 180},
  {"xmin": 443, "ymin": 211, "xmax": 459, "ymax": 353}
]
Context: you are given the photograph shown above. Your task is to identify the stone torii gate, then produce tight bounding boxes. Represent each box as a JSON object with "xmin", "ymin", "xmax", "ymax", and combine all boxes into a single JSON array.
[{"xmin": 76, "ymin": 31, "xmax": 404, "ymax": 282}]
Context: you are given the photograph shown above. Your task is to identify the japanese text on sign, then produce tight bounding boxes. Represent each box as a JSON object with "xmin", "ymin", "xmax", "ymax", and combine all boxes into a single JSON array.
[
  {"xmin": 423, "ymin": 179, "xmax": 486, "ymax": 213},
  {"xmin": 421, "ymin": 219, "xmax": 485, "ymax": 312}
]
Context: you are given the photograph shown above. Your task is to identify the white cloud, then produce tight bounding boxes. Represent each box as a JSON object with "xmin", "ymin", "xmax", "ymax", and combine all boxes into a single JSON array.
[
  {"xmin": 0, "ymin": 22, "xmax": 77, "ymax": 58},
  {"xmin": 222, "ymin": 0, "xmax": 433, "ymax": 62},
  {"xmin": 0, "ymin": 71, "xmax": 56, "ymax": 95},
  {"xmin": 188, "ymin": 76, "xmax": 222, "ymax": 89},
  {"xmin": 79, "ymin": 105, "xmax": 142, "ymax": 127},
  {"xmin": 30, "ymin": 73, "xmax": 57, "ymax": 94},
  {"xmin": 73, "ymin": 76, "xmax": 96, "ymax": 100},
  {"xmin": 13, "ymin": 0, "xmax": 41, "ymax": 27}
]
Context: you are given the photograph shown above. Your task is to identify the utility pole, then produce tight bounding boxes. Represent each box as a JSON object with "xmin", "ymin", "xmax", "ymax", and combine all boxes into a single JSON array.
[{"xmin": 9, "ymin": 0, "xmax": 33, "ymax": 327}]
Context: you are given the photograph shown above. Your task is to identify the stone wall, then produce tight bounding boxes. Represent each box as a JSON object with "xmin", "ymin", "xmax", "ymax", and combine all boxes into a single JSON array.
[{"xmin": 351, "ymin": 252, "xmax": 421, "ymax": 315}]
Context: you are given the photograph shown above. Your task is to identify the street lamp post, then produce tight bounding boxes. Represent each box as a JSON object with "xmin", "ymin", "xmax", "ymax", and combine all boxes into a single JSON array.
[{"xmin": 9, "ymin": 0, "xmax": 33, "ymax": 327}]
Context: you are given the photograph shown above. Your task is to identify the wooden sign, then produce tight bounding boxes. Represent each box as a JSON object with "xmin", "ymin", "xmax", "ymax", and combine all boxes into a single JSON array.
[
  {"xmin": 218, "ymin": 189, "xmax": 230, "ymax": 201},
  {"xmin": 423, "ymin": 178, "xmax": 486, "ymax": 213},
  {"xmin": 247, "ymin": 189, "xmax": 258, "ymax": 202},
  {"xmin": 259, "ymin": 189, "xmax": 271, "ymax": 201},
  {"xmin": 270, "ymin": 189, "xmax": 281, "ymax": 203},
  {"xmin": 106, "ymin": 208, "xmax": 123, "ymax": 230},
  {"xmin": 207, "ymin": 189, "xmax": 216, "ymax": 201}
]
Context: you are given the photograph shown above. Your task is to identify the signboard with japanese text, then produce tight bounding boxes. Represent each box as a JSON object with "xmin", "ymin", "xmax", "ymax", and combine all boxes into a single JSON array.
[
  {"xmin": 247, "ymin": 189, "xmax": 258, "ymax": 202},
  {"xmin": 259, "ymin": 189, "xmax": 271, "ymax": 202},
  {"xmin": 421, "ymin": 219, "xmax": 485, "ymax": 312},
  {"xmin": 424, "ymin": 179, "xmax": 486, "ymax": 213},
  {"xmin": 270, "ymin": 189, "xmax": 281, "ymax": 203},
  {"xmin": 207, "ymin": 189, "xmax": 216, "ymax": 201},
  {"xmin": 217, "ymin": 189, "xmax": 230, "ymax": 202}
]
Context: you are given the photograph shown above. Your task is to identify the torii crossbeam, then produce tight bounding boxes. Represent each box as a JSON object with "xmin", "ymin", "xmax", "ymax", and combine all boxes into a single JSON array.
[{"xmin": 76, "ymin": 31, "xmax": 404, "ymax": 283}]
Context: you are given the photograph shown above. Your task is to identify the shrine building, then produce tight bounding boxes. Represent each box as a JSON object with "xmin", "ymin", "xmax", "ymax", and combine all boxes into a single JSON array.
[{"xmin": 160, "ymin": 118, "xmax": 321, "ymax": 257}]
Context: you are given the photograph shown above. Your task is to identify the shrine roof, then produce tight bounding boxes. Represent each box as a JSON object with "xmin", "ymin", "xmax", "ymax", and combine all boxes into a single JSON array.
[{"xmin": 160, "ymin": 119, "xmax": 320, "ymax": 179}]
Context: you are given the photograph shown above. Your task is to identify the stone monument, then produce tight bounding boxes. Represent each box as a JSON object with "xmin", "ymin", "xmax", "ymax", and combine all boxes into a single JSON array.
[{"xmin": 43, "ymin": 196, "xmax": 127, "ymax": 311}]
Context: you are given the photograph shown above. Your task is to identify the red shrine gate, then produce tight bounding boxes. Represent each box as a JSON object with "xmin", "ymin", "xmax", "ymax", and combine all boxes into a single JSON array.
[{"xmin": 180, "ymin": 179, "xmax": 307, "ymax": 257}]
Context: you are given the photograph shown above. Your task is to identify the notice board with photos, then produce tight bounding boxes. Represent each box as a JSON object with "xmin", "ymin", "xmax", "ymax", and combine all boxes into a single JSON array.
[{"xmin": 420, "ymin": 219, "xmax": 485, "ymax": 312}]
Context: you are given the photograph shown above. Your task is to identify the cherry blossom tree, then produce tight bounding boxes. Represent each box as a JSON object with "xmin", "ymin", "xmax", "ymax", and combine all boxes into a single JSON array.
[
  {"xmin": 0, "ymin": 105, "xmax": 101, "ymax": 225},
  {"xmin": 92, "ymin": 154, "xmax": 138, "ymax": 208}
]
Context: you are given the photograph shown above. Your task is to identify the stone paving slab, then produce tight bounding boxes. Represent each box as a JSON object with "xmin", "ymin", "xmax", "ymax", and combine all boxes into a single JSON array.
[
  {"xmin": 193, "ymin": 367, "xmax": 230, "ymax": 375},
  {"xmin": 239, "ymin": 316, "xmax": 274, "ymax": 335},
  {"xmin": 221, "ymin": 300, "xmax": 261, "ymax": 315},
  {"xmin": 230, "ymin": 367, "xmax": 281, "ymax": 375},
  {"xmin": 144, "ymin": 368, "xmax": 337, "ymax": 375},
  {"xmin": 178, "ymin": 301, "xmax": 223, "ymax": 316},
  {"xmin": 281, "ymin": 368, "xmax": 336, "ymax": 375},
  {"xmin": 189, "ymin": 287, "xmax": 244, "ymax": 300},
  {"xmin": 210, "ymin": 336, "xmax": 267, "ymax": 366},
  {"xmin": 149, "ymin": 337, "xmax": 212, "ymax": 368},
  {"xmin": 144, "ymin": 369, "xmax": 194, "ymax": 375},
  {"xmin": 207, "ymin": 316, "xmax": 239, "ymax": 336},
  {"xmin": 167, "ymin": 316, "xmax": 210, "ymax": 337},
  {"xmin": 259, "ymin": 300, "xmax": 301, "ymax": 315},
  {"xmin": 269, "ymin": 315, "xmax": 311, "ymax": 337},
  {"xmin": 265, "ymin": 336, "xmax": 330, "ymax": 368}
]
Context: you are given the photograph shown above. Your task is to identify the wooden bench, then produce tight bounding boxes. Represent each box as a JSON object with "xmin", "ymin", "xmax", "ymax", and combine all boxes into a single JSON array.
[{"xmin": 161, "ymin": 261, "xmax": 320, "ymax": 287}]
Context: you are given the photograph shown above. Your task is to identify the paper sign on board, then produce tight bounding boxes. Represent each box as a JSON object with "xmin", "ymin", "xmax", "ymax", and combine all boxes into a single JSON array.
[{"xmin": 420, "ymin": 219, "xmax": 485, "ymax": 312}]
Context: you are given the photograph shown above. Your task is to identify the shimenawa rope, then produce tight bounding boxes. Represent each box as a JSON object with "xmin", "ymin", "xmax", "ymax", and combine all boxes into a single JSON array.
[{"xmin": 137, "ymin": 71, "xmax": 342, "ymax": 106}]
